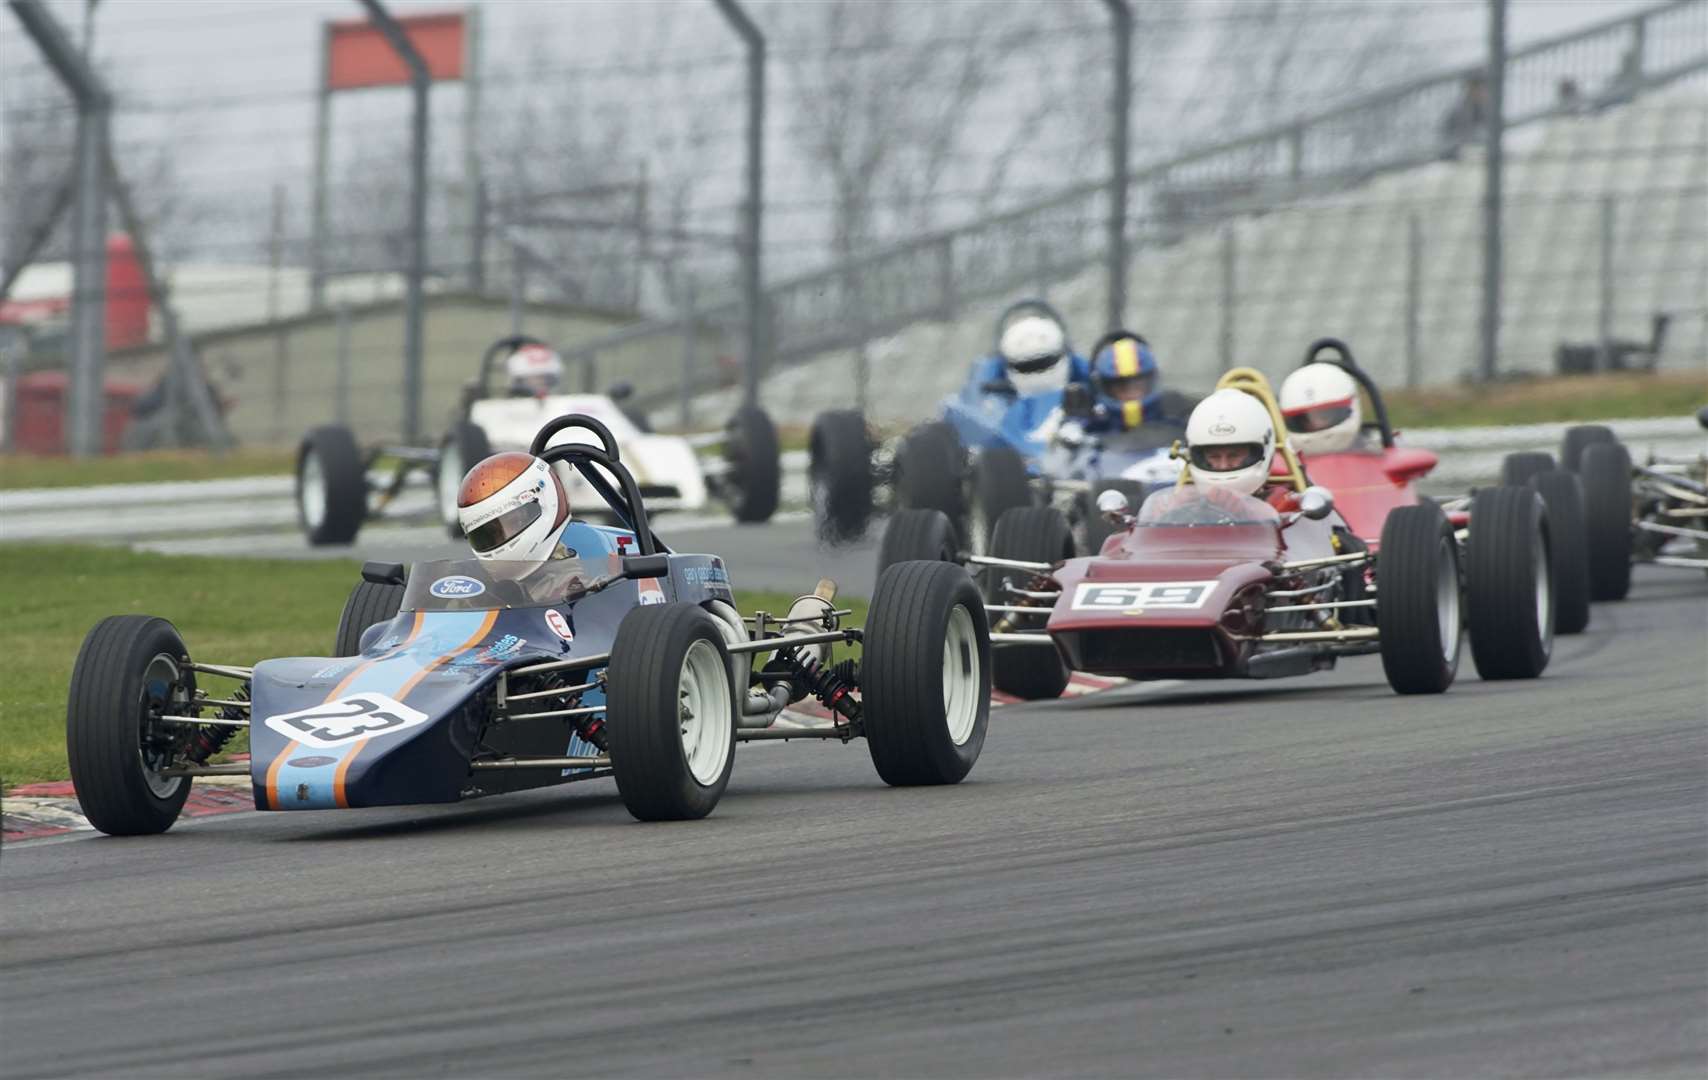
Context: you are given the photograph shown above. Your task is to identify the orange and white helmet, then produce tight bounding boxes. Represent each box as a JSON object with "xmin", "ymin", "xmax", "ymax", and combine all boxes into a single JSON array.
[
  {"xmin": 1280, "ymin": 363, "xmax": 1361, "ymax": 455},
  {"xmin": 506, "ymin": 344, "xmax": 564, "ymax": 397},
  {"xmin": 457, "ymin": 452, "xmax": 569, "ymax": 576},
  {"xmin": 1185, "ymin": 389, "xmax": 1275, "ymax": 497}
]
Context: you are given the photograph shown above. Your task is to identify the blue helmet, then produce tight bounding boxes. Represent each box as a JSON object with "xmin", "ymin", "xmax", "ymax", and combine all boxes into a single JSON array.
[{"xmin": 1090, "ymin": 331, "xmax": 1161, "ymax": 428}]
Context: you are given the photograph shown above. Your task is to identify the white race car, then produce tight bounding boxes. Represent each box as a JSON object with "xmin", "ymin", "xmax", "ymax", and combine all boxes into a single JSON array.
[{"xmin": 296, "ymin": 335, "xmax": 780, "ymax": 545}]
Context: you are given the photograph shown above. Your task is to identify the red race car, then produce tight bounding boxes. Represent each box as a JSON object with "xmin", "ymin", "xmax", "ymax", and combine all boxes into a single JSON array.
[{"xmin": 880, "ymin": 367, "xmax": 1560, "ymax": 699}]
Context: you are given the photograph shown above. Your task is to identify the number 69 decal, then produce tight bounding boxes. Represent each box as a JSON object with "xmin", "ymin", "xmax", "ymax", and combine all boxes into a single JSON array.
[
  {"xmin": 264, "ymin": 693, "xmax": 431, "ymax": 749},
  {"xmin": 1073, "ymin": 581, "xmax": 1216, "ymax": 611}
]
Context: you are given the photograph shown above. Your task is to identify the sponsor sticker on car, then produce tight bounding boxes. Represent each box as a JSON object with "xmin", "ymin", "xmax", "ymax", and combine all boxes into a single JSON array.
[
  {"xmin": 544, "ymin": 609, "xmax": 574, "ymax": 640},
  {"xmin": 429, "ymin": 575, "xmax": 486, "ymax": 600},
  {"xmin": 638, "ymin": 579, "xmax": 667, "ymax": 605},
  {"xmin": 1072, "ymin": 581, "xmax": 1216, "ymax": 612},
  {"xmin": 264, "ymin": 692, "xmax": 432, "ymax": 749}
]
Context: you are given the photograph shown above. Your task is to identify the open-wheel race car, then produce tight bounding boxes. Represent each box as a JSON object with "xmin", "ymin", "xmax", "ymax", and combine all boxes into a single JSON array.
[
  {"xmin": 294, "ymin": 334, "xmax": 781, "ymax": 545},
  {"xmin": 879, "ymin": 367, "xmax": 1560, "ymax": 700},
  {"xmin": 66, "ymin": 414, "xmax": 990, "ymax": 836},
  {"xmin": 1504, "ymin": 407, "xmax": 1708, "ymax": 600}
]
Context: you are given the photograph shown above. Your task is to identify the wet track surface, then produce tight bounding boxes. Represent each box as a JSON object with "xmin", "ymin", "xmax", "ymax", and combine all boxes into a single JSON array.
[{"xmin": 2, "ymin": 569, "xmax": 1704, "ymax": 1078}]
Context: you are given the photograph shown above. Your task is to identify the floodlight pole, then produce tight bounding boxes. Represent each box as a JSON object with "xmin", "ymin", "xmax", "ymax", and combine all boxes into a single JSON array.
[
  {"xmin": 9, "ymin": 0, "xmax": 110, "ymax": 457},
  {"xmin": 713, "ymin": 0, "xmax": 765, "ymax": 407},
  {"xmin": 359, "ymin": 0, "xmax": 430, "ymax": 443},
  {"xmin": 1101, "ymin": 0, "xmax": 1132, "ymax": 331}
]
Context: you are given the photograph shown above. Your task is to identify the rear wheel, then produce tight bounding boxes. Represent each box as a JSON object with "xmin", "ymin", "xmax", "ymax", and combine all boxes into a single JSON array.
[
  {"xmin": 985, "ymin": 506, "xmax": 1074, "ymax": 700},
  {"xmin": 1466, "ymin": 486, "xmax": 1553, "ymax": 680},
  {"xmin": 1529, "ymin": 469, "xmax": 1591, "ymax": 634},
  {"xmin": 877, "ymin": 508, "xmax": 958, "ymax": 574},
  {"xmin": 1500, "ymin": 451, "xmax": 1555, "ymax": 487},
  {"xmin": 893, "ymin": 421, "xmax": 967, "ymax": 534},
  {"xmin": 1579, "ymin": 440, "xmax": 1633, "ymax": 601},
  {"xmin": 438, "ymin": 422, "xmax": 492, "ymax": 538},
  {"xmin": 606, "ymin": 604, "xmax": 736, "ymax": 821},
  {"xmin": 862, "ymin": 561, "xmax": 990, "ymax": 786},
  {"xmin": 1560, "ymin": 424, "xmax": 1615, "ymax": 472},
  {"xmin": 808, "ymin": 409, "xmax": 875, "ymax": 542},
  {"xmin": 968, "ymin": 445, "xmax": 1032, "ymax": 553},
  {"xmin": 334, "ymin": 579, "xmax": 406, "ymax": 656},
  {"xmin": 1376, "ymin": 504, "xmax": 1461, "ymax": 694},
  {"xmin": 66, "ymin": 616, "xmax": 197, "ymax": 836},
  {"xmin": 723, "ymin": 405, "xmax": 781, "ymax": 523},
  {"xmin": 296, "ymin": 425, "xmax": 367, "ymax": 545}
]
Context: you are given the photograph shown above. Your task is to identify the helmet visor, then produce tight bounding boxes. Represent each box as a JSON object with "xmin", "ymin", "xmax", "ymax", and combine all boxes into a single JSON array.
[
  {"xmin": 465, "ymin": 500, "xmax": 543, "ymax": 554},
  {"xmin": 1284, "ymin": 403, "xmax": 1353, "ymax": 434},
  {"xmin": 1190, "ymin": 443, "xmax": 1265, "ymax": 473},
  {"xmin": 1102, "ymin": 372, "xmax": 1155, "ymax": 402}
]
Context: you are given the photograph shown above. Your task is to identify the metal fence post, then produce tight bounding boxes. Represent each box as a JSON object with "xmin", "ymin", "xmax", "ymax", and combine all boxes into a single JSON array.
[
  {"xmin": 1479, "ymin": 0, "xmax": 1507, "ymax": 382},
  {"xmin": 335, "ymin": 302, "xmax": 352, "ymax": 425},
  {"xmin": 1406, "ymin": 212, "xmax": 1422, "ymax": 388},
  {"xmin": 1598, "ymin": 195, "xmax": 1615, "ymax": 372},
  {"xmin": 713, "ymin": 0, "xmax": 765, "ymax": 408},
  {"xmin": 1101, "ymin": 0, "xmax": 1132, "ymax": 330},
  {"xmin": 309, "ymin": 20, "xmax": 332, "ymax": 312},
  {"xmin": 1219, "ymin": 226, "xmax": 1237, "ymax": 372}
]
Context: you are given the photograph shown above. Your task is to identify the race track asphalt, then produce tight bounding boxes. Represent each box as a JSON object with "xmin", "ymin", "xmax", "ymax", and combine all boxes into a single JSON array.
[{"xmin": 2, "ymin": 568, "xmax": 1704, "ymax": 1079}]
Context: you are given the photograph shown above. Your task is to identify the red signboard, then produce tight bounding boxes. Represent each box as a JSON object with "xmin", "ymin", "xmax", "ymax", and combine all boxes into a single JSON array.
[{"xmin": 325, "ymin": 11, "xmax": 465, "ymax": 91}]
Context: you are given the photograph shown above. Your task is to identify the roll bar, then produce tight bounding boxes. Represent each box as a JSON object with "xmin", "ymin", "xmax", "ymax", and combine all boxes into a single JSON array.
[
  {"xmin": 1299, "ymin": 337, "xmax": 1395, "ymax": 448},
  {"xmin": 529, "ymin": 414, "xmax": 665, "ymax": 556},
  {"xmin": 1213, "ymin": 367, "xmax": 1310, "ymax": 493}
]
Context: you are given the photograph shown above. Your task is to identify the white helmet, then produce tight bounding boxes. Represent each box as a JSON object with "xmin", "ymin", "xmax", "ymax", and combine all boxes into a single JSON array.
[
  {"xmin": 1185, "ymin": 389, "xmax": 1275, "ymax": 497},
  {"xmin": 506, "ymin": 344, "xmax": 564, "ymax": 397},
  {"xmin": 456, "ymin": 452, "xmax": 569, "ymax": 578},
  {"xmin": 1280, "ymin": 363, "xmax": 1361, "ymax": 455},
  {"xmin": 998, "ymin": 315, "xmax": 1067, "ymax": 376}
]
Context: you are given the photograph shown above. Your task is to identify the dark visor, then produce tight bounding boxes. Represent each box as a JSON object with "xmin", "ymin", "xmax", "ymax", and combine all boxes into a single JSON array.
[
  {"xmin": 466, "ymin": 500, "xmax": 543, "ymax": 553},
  {"xmin": 1189, "ymin": 443, "xmax": 1264, "ymax": 472},
  {"xmin": 1103, "ymin": 372, "xmax": 1155, "ymax": 402},
  {"xmin": 1284, "ymin": 404, "xmax": 1352, "ymax": 434}
]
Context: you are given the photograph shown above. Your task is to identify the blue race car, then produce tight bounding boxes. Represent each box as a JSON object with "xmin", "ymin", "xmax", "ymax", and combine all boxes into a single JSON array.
[{"xmin": 65, "ymin": 414, "xmax": 991, "ymax": 835}]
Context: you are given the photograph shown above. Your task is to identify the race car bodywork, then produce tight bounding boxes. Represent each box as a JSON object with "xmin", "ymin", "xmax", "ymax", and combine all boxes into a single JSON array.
[
  {"xmin": 295, "ymin": 335, "xmax": 780, "ymax": 546},
  {"xmin": 68, "ymin": 414, "xmax": 991, "ymax": 836}
]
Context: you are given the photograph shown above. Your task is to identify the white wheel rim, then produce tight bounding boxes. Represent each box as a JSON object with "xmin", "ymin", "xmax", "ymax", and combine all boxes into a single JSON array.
[
  {"xmin": 1533, "ymin": 526, "xmax": 1554, "ymax": 650},
  {"xmin": 300, "ymin": 453, "xmax": 326, "ymax": 530},
  {"xmin": 138, "ymin": 653, "xmax": 187, "ymax": 799},
  {"xmin": 1436, "ymin": 536, "xmax": 1461, "ymax": 662},
  {"xmin": 438, "ymin": 443, "xmax": 463, "ymax": 526},
  {"xmin": 678, "ymin": 638, "xmax": 732, "ymax": 786},
  {"xmin": 942, "ymin": 603, "xmax": 981, "ymax": 746}
]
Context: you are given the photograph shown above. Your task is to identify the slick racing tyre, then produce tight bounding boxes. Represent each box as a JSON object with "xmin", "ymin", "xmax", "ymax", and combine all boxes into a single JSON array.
[
  {"xmin": 1376, "ymin": 503, "xmax": 1461, "ymax": 694},
  {"xmin": 809, "ymin": 409, "xmax": 876, "ymax": 542},
  {"xmin": 877, "ymin": 508, "xmax": 958, "ymax": 574},
  {"xmin": 723, "ymin": 405, "xmax": 782, "ymax": 524},
  {"xmin": 1579, "ymin": 440, "xmax": 1634, "ymax": 601},
  {"xmin": 893, "ymin": 421, "xmax": 967, "ymax": 533},
  {"xmin": 1500, "ymin": 451, "xmax": 1556, "ymax": 488},
  {"xmin": 1465, "ymin": 486, "xmax": 1553, "ymax": 680},
  {"xmin": 439, "ymin": 421, "xmax": 492, "ymax": 538},
  {"xmin": 334, "ymin": 578, "xmax": 407, "ymax": 657},
  {"xmin": 984, "ymin": 506, "xmax": 1074, "ymax": 701},
  {"xmin": 297, "ymin": 425, "xmax": 367, "ymax": 545},
  {"xmin": 1080, "ymin": 479, "xmax": 1148, "ymax": 555},
  {"xmin": 1560, "ymin": 424, "xmax": 1615, "ymax": 472},
  {"xmin": 968, "ymin": 445, "xmax": 1032, "ymax": 554},
  {"xmin": 1529, "ymin": 469, "xmax": 1591, "ymax": 634},
  {"xmin": 862, "ymin": 560, "xmax": 991, "ymax": 786},
  {"xmin": 607, "ymin": 604, "xmax": 736, "ymax": 821},
  {"xmin": 66, "ymin": 616, "xmax": 197, "ymax": 835}
]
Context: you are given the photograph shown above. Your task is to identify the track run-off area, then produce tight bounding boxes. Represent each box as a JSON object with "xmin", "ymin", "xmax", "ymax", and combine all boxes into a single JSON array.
[{"xmin": 1, "ymin": 564, "xmax": 1703, "ymax": 1078}]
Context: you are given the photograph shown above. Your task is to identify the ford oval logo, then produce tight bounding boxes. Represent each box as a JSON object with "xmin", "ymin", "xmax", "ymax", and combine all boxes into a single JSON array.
[{"xmin": 429, "ymin": 575, "xmax": 486, "ymax": 599}]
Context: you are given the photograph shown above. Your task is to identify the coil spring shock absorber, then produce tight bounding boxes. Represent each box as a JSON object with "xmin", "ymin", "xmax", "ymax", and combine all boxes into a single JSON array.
[
  {"xmin": 773, "ymin": 647, "xmax": 861, "ymax": 733},
  {"xmin": 187, "ymin": 683, "xmax": 249, "ymax": 764}
]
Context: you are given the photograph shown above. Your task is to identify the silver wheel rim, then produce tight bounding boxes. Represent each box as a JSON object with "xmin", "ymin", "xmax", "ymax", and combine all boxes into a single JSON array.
[
  {"xmin": 1436, "ymin": 536, "xmax": 1461, "ymax": 663},
  {"xmin": 138, "ymin": 653, "xmax": 187, "ymax": 799},
  {"xmin": 679, "ymin": 638, "xmax": 732, "ymax": 786},
  {"xmin": 438, "ymin": 442, "xmax": 463, "ymax": 526},
  {"xmin": 300, "ymin": 453, "xmax": 326, "ymax": 530},
  {"xmin": 1533, "ymin": 526, "xmax": 1554, "ymax": 650},
  {"xmin": 942, "ymin": 604, "xmax": 980, "ymax": 746}
]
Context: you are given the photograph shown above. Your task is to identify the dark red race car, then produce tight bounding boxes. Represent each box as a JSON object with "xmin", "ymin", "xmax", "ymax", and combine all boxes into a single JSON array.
[{"xmin": 880, "ymin": 367, "xmax": 1561, "ymax": 699}]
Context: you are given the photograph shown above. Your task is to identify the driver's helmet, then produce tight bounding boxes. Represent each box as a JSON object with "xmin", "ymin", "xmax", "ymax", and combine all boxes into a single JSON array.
[
  {"xmin": 456, "ymin": 452, "xmax": 569, "ymax": 577},
  {"xmin": 998, "ymin": 315, "xmax": 1067, "ymax": 377},
  {"xmin": 506, "ymin": 344, "xmax": 565, "ymax": 398},
  {"xmin": 1091, "ymin": 333, "xmax": 1161, "ymax": 428},
  {"xmin": 1185, "ymin": 389, "xmax": 1275, "ymax": 497},
  {"xmin": 1280, "ymin": 363, "xmax": 1361, "ymax": 455}
]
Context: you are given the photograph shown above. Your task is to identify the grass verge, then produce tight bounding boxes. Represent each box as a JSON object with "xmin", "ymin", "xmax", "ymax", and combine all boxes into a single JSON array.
[
  {"xmin": 1383, "ymin": 372, "xmax": 1706, "ymax": 429},
  {"xmin": 0, "ymin": 544, "xmax": 864, "ymax": 789},
  {"xmin": 0, "ymin": 448, "xmax": 297, "ymax": 490}
]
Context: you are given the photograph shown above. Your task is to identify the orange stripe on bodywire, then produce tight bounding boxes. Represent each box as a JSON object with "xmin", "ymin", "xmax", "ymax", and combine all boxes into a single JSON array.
[
  {"xmin": 1113, "ymin": 338, "xmax": 1140, "ymax": 377},
  {"xmin": 326, "ymin": 611, "xmax": 425, "ymax": 700},
  {"xmin": 332, "ymin": 737, "xmax": 370, "ymax": 809},
  {"xmin": 263, "ymin": 741, "xmax": 296, "ymax": 811},
  {"xmin": 395, "ymin": 609, "xmax": 499, "ymax": 701}
]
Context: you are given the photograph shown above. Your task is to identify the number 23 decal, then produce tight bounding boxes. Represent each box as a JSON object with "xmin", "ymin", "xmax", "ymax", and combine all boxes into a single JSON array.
[{"xmin": 264, "ymin": 693, "xmax": 431, "ymax": 749}]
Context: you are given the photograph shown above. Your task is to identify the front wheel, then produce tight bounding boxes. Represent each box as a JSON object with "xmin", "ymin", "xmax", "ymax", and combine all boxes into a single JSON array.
[
  {"xmin": 876, "ymin": 508, "xmax": 958, "ymax": 575},
  {"xmin": 968, "ymin": 445, "xmax": 1032, "ymax": 554},
  {"xmin": 984, "ymin": 506, "xmax": 1074, "ymax": 700},
  {"xmin": 1579, "ymin": 440, "xmax": 1633, "ymax": 601},
  {"xmin": 1529, "ymin": 469, "xmax": 1590, "ymax": 634},
  {"xmin": 862, "ymin": 561, "xmax": 991, "ymax": 786},
  {"xmin": 606, "ymin": 604, "xmax": 736, "ymax": 821},
  {"xmin": 66, "ymin": 616, "xmax": 198, "ymax": 836},
  {"xmin": 809, "ymin": 409, "xmax": 875, "ymax": 542},
  {"xmin": 333, "ymin": 578, "xmax": 406, "ymax": 656},
  {"xmin": 296, "ymin": 425, "xmax": 367, "ymax": 545},
  {"xmin": 723, "ymin": 405, "xmax": 782, "ymax": 524},
  {"xmin": 1376, "ymin": 503, "xmax": 1461, "ymax": 694},
  {"xmin": 1466, "ymin": 486, "xmax": 1553, "ymax": 680},
  {"xmin": 893, "ymin": 421, "xmax": 967, "ymax": 531}
]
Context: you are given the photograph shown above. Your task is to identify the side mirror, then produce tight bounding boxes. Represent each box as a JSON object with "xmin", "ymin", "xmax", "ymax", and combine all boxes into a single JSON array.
[
  {"xmin": 1299, "ymin": 486, "xmax": 1335, "ymax": 520},
  {"xmin": 1096, "ymin": 488, "xmax": 1133, "ymax": 526},
  {"xmin": 1062, "ymin": 383, "xmax": 1094, "ymax": 418},
  {"xmin": 361, "ymin": 561, "xmax": 407, "ymax": 586},
  {"xmin": 622, "ymin": 554, "xmax": 669, "ymax": 580},
  {"xmin": 608, "ymin": 381, "xmax": 635, "ymax": 402}
]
